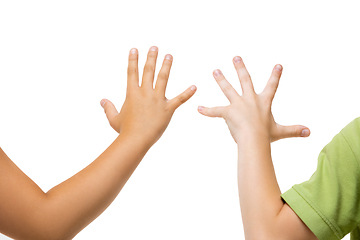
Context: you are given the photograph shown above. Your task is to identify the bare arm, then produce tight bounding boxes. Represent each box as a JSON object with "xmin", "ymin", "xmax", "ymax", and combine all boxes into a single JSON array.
[
  {"xmin": 0, "ymin": 135, "xmax": 148, "ymax": 240},
  {"xmin": 236, "ymin": 131, "xmax": 317, "ymax": 240},
  {"xmin": 0, "ymin": 46, "xmax": 196, "ymax": 240},
  {"xmin": 199, "ymin": 57, "xmax": 317, "ymax": 240}
]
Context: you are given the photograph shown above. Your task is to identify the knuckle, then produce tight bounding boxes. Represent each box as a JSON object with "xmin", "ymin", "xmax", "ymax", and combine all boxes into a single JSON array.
[
  {"xmin": 129, "ymin": 54, "xmax": 138, "ymax": 60},
  {"xmin": 215, "ymin": 76, "xmax": 225, "ymax": 82},
  {"xmin": 236, "ymin": 65, "xmax": 246, "ymax": 71},
  {"xmin": 243, "ymin": 76, "xmax": 252, "ymax": 82},
  {"xmin": 272, "ymin": 70, "xmax": 281, "ymax": 77},
  {"xmin": 291, "ymin": 127, "xmax": 298, "ymax": 137},
  {"xmin": 224, "ymin": 84, "xmax": 233, "ymax": 93},
  {"xmin": 144, "ymin": 64, "xmax": 155, "ymax": 73},
  {"xmin": 127, "ymin": 67, "xmax": 138, "ymax": 75},
  {"xmin": 272, "ymin": 74, "xmax": 280, "ymax": 80},
  {"xmin": 176, "ymin": 93, "xmax": 189, "ymax": 105},
  {"xmin": 158, "ymin": 71, "xmax": 169, "ymax": 80},
  {"xmin": 148, "ymin": 51, "xmax": 157, "ymax": 57},
  {"xmin": 178, "ymin": 95, "xmax": 187, "ymax": 104},
  {"xmin": 268, "ymin": 80, "xmax": 278, "ymax": 89},
  {"xmin": 163, "ymin": 58, "xmax": 172, "ymax": 65}
]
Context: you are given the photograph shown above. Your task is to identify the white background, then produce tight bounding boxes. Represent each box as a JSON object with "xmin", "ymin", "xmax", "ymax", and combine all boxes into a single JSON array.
[{"xmin": 0, "ymin": 0, "xmax": 359, "ymax": 239}]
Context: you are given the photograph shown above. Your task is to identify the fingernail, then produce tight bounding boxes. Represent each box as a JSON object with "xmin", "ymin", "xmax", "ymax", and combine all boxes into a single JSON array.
[
  {"xmin": 213, "ymin": 69, "xmax": 221, "ymax": 76},
  {"xmin": 150, "ymin": 46, "xmax": 158, "ymax": 51},
  {"xmin": 165, "ymin": 54, "xmax": 172, "ymax": 60},
  {"xmin": 191, "ymin": 85, "xmax": 197, "ymax": 91},
  {"xmin": 198, "ymin": 106, "xmax": 204, "ymax": 112},
  {"xmin": 301, "ymin": 129, "xmax": 310, "ymax": 137},
  {"xmin": 275, "ymin": 64, "xmax": 282, "ymax": 71},
  {"xmin": 130, "ymin": 48, "xmax": 137, "ymax": 54},
  {"xmin": 234, "ymin": 56, "xmax": 242, "ymax": 63},
  {"xmin": 100, "ymin": 100, "xmax": 105, "ymax": 107}
]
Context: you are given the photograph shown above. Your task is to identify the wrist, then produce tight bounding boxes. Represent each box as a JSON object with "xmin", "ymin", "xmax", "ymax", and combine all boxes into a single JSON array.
[
  {"xmin": 235, "ymin": 127, "xmax": 271, "ymax": 146},
  {"xmin": 116, "ymin": 131, "xmax": 155, "ymax": 150}
]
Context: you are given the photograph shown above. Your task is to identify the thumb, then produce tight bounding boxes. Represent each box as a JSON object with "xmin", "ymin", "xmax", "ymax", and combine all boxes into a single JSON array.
[
  {"xmin": 275, "ymin": 124, "xmax": 310, "ymax": 141},
  {"xmin": 168, "ymin": 85, "xmax": 197, "ymax": 111},
  {"xmin": 100, "ymin": 99, "xmax": 118, "ymax": 123}
]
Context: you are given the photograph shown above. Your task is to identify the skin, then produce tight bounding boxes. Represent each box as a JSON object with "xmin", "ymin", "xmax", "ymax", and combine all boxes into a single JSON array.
[
  {"xmin": 198, "ymin": 56, "xmax": 318, "ymax": 240},
  {"xmin": 0, "ymin": 46, "xmax": 196, "ymax": 240}
]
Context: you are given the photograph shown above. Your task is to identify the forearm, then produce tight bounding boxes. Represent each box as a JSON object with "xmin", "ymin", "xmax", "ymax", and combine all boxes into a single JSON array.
[
  {"xmin": 0, "ymin": 134, "xmax": 150, "ymax": 240},
  {"xmin": 237, "ymin": 130, "xmax": 284, "ymax": 239},
  {"xmin": 43, "ymin": 133, "xmax": 150, "ymax": 239}
]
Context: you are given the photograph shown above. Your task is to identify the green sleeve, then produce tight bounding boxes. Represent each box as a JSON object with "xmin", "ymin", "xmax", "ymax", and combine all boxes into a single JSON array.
[{"xmin": 281, "ymin": 117, "xmax": 360, "ymax": 240}]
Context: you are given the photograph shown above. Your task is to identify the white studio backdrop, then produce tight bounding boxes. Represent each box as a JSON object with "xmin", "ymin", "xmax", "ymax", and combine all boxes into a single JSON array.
[{"xmin": 0, "ymin": 1, "xmax": 359, "ymax": 239}]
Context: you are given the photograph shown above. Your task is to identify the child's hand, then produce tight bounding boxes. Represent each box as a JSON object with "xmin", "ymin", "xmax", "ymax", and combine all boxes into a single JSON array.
[
  {"xmin": 198, "ymin": 56, "xmax": 310, "ymax": 143},
  {"xmin": 100, "ymin": 46, "xmax": 196, "ymax": 146}
]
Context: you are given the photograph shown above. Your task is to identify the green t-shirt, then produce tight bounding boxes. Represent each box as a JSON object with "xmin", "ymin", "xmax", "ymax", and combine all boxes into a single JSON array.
[{"xmin": 281, "ymin": 117, "xmax": 360, "ymax": 240}]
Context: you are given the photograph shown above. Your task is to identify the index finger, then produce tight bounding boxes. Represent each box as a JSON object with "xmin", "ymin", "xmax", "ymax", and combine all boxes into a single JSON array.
[
  {"xmin": 154, "ymin": 54, "xmax": 173, "ymax": 95},
  {"xmin": 213, "ymin": 69, "xmax": 239, "ymax": 103}
]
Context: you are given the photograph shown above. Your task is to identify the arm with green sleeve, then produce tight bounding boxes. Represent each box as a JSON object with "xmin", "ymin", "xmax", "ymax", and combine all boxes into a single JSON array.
[
  {"xmin": 0, "ymin": 46, "xmax": 196, "ymax": 240},
  {"xmin": 282, "ymin": 117, "xmax": 360, "ymax": 240},
  {"xmin": 198, "ymin": 55, "xmax": 338, "ymax": 240}
]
